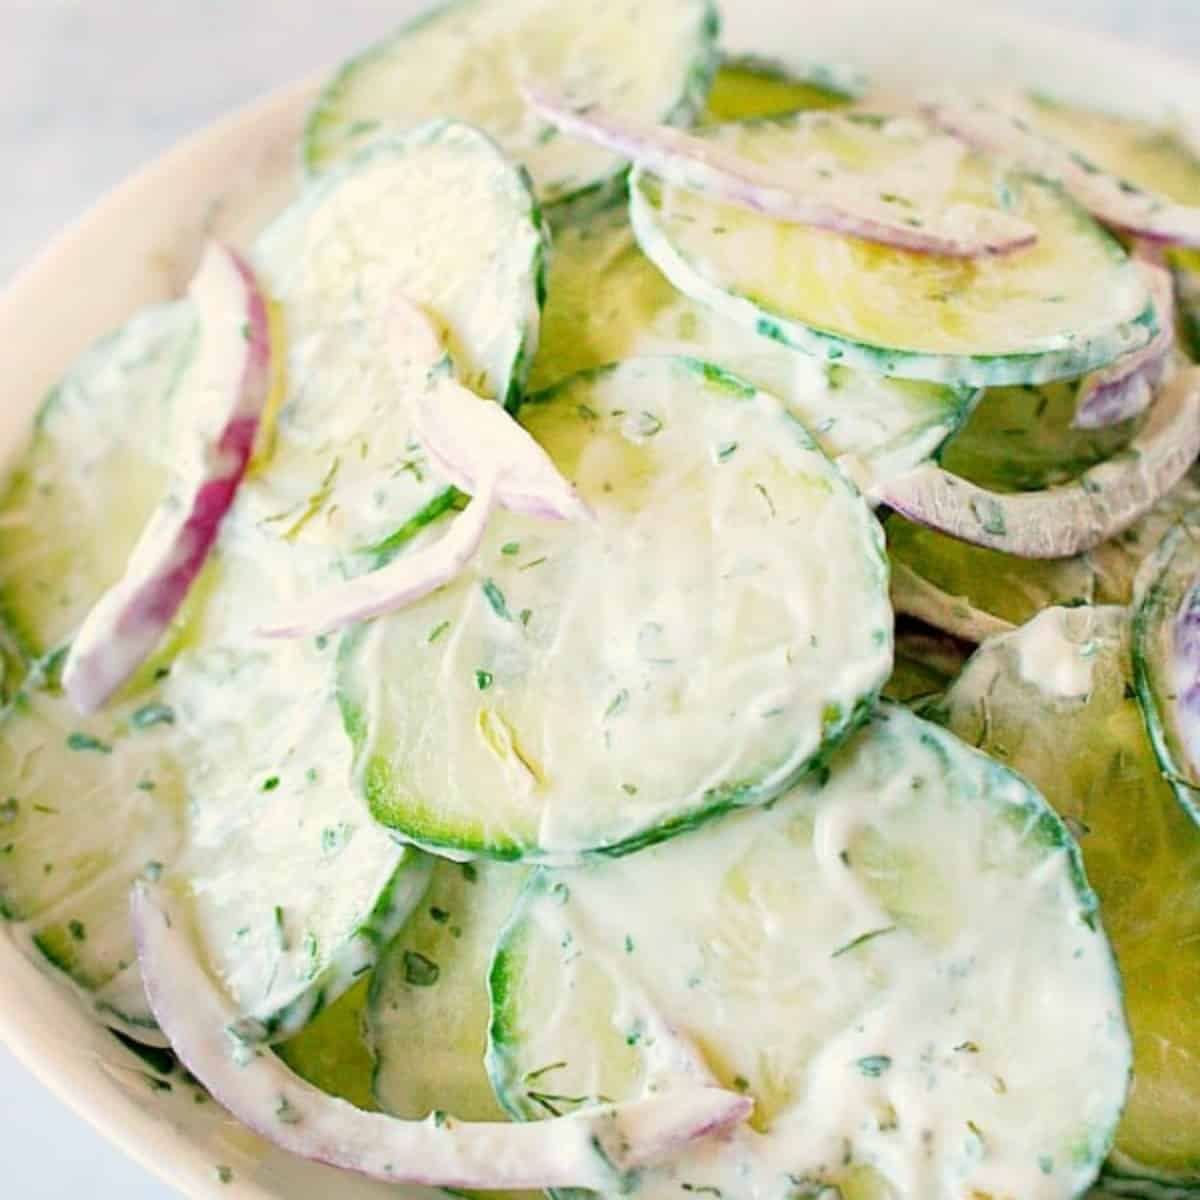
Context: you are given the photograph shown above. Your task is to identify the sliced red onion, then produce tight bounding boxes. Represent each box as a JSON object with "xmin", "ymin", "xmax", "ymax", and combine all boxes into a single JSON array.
[
  {"xmin": 1073, "ymin": 251, "xmax": 1176, "ymax": 429},
  {"xmin": 1170, "ymin": 573, "xmax": 1200, "ymax": 786},
  {"xmin": 131, "ymin": 882, "xmax": 752, "ymax": 1190},
  {"xmin": 389, "ymin": 298, "xmax": 592, "ymax": 523},
  {"xmin": 258, "ymin": 480, "xmax": 497, "ymax": 639},
  {"xmin": 523, "ymin": 85, "xmax": 1037, "ymax": 259},
  {"xmin": 874, "ymin": 367, "xmax": 1200, "ymax": 558},
  {"xmin": 890, "ymin": 561, "xmax": 1017, "ymax": 644},
  {"xmin": 929, "ymin": 100, "xmax": 1200, "ymax": 248},
  {"xmin": 63, "ymin": 243, "xmax": 272, "ymax": 714}
]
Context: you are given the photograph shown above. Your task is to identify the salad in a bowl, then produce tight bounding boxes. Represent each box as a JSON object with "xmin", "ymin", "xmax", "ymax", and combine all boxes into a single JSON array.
[{"xmin": 2, "ymin": 1, "xmax": 1200, "ymax": 1197}]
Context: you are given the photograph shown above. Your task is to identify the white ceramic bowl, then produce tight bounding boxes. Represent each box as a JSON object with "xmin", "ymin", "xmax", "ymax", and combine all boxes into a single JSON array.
[{"xmin": 1, "ymin": 2, "xmax": 1197, "ymax": 1196}]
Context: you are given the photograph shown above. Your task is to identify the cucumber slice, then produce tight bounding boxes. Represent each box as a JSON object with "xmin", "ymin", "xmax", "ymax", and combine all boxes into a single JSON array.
[
  {"xmin": 489, "ymin": 705, "xmax": 1129, "ymax": 1200},
  {"xmin": 160, "ymin": 518, "xmax": 435, "ymax": 1042},
  {"xmin": 882, "ymin": 627, "xmax": 969, "ymax": 704},
  {"xmin": 1176, "ymin": 249, "xmax": 1200, "ymax": 361},
  {"xmin": 941, "ymin": 379, "xmax": 1137, "ymax": 493},
  {"xmin": 531, "ymin": 208, "xmax": 973, "ymax": 489},
  {"xmin": 254, "ymin": 122, "xmax": 547, "ymax": 562},
  {"xmin": 369, "ymin": 860, "xmax": 530, "ymax": 1121},
  {"xmin": 338, "ymin": 356, "xmax": 892, "ymax": 862},
  {"xmin": 277, "ymin": 978, "xmax": 376, "ymax": 1110},
  {"xmin": 630, "ymin": 112, "xmax": 1155, "ymax": 387},
  {"xmin": 932, "ymin": 606, "xmax": 1200, "ymax": 1191},
  {"xmin": 0, "ymin": 680, "xmax": 186, "ymax": 1039},
  {"xmin": 1011, "ymin": 95, "xmax": 1200, "ymax": 364},
  {"xmin": 0, "ymin": 304, "xmax": 196, "ymax": 663},
  {"xmin": 303, "ymin": 0, "xmax": 719, "ymax": 206},
  {"xmin": 1132, "ymin": 522, "xmax": 1200, "ymax": 823},
  {"xmin": 702, "ymin": 55, "xmax": 863, "ymax": 122}
]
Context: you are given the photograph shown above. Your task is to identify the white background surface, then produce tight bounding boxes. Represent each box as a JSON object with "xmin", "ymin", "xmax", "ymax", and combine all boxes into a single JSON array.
[{"xmin": 0, "ymin": 1, "xmax": 1195, "ymax": 1196}]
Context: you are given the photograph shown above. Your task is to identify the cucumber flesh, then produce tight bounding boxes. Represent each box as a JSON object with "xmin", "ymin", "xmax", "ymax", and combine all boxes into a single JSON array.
[
  {"xmin": 1132, "ymin": 522, "xmax": 1200, "ymax": 822},
  {"xmin": 370, "ymin": 860, "xmax": 530, "ymax": 1121},
  {"xmin": 303, "ymin": 0, "xmax": 718, "ymax": 206},
  {"xmin": 0, "ymin": 304, "xmax": 196, "ymax": 665},
  {"xmin": 702, "ymin": 54, "xmax": 863, "ymax": 122},
  {"xmin": 941, "ymin": 379, "xmax": 1137, "ymax": 494},
  {"xmin": 932, "ymin": 606, "xmax": 1200, "ymax": 1190},
  {"xmin": 277, "ymin": 978, "xmax": 377, "ymax": 1110},
  {"xmin": 0, "ymin": 681, "xmax": 186, "ymax": 1039},
  {"xmin": 489, "ymin": 705, "xmax": 1129, "ymax": 1200},
  {"xmin": 631, "ymin": 112, "xmax": 1155, "ymax": 386},
  {"xmin": 338, "ymin": 356, "xmax": 892, "ymax": 862},
  {"xmin": 531, "ymin": 208, "xmax": 972, "ymax": 490}
]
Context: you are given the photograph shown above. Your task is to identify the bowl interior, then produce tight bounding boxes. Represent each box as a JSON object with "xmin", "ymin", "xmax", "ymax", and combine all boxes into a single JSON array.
[{"xmin": 0, "ymin": 2, "xmax": 1196, "ymax": 1197}]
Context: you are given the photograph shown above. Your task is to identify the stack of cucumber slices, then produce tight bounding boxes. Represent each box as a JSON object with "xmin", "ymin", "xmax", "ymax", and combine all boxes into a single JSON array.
[{"xmin": 4, "ymin": 1, "xmax": 1200, "ymax": 1196}]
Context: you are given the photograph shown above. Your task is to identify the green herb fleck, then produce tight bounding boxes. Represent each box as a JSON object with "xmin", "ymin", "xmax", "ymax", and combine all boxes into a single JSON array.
[
  {"xmin": 135, "ymin": 778, "xmax": 157, "ymax": 792},
  {"xmin": 519, "ymin": 608, "xmax": 533, "ymax": 627},
  {"xmin": 145, "ymin": 861, "xmax": 164, "ymax": 882},
  {"xmin": 461, "ymin": 863, "xmax": 478, "ymax": 883},
  {"xmin": 733, "ymin": 1076, "xmax": 750, "ymax": 1093},
  {"xmin": 621, "ymin": 783, "xmax": 638, "ymax": 795},
  {"xmin": 68, "ymin": 919, "xmax": 87, "ymax": 942},
  {"xmin": 524, "ymin": 1061, "xmax": 567, "ymax": 1082},
  {"xmin": 832, "ymin": 925, "xmax": 897, "ymax": 958},
  {"xmin": 482, "ymin": 579, "xmax": 512, "ymax": 621},
  {"xmin": 403, "ymin": 950, "xmax": 440, "ymax": 987},
  {"xmin": 0, "ymin": 798, "xmax": 17, "ymax": 824},
  {"xmin": 624, "ymin": 935, "xmax": 635, "ymax": 954},
  {"xmin": 130, "ymin": 702, "xmax": 175, "ymax": 730},
  {"xmin": 501, "ymin": 541, "xmax": 520, "ymax": 556},
  {"xmin": 432, "ymin": 1109, "xmax": 449, "ymax": 1128},
  {"xmin": 273, "ymin": 906, "xmax": 288, "ymax": 952},
  {"xmin": 856, "ymin": 1055, "xmax": 892, "ymax": 1078},
  {"xmin": 429, "ymin": 906, "xmax": 451, "ymax": 925},
  {"xmin": 321, "ymin": 824, "xmax": 351, "ymax": 854},
  {"xmin": 754, "ymin": 483, "xmax": 776, "ymax": 518},
  {"xmin": 633, "ymin": 411, "xmax": 663, "ymax": 437},
  {"xmin": 428, "ymin": 620, "xmax": 451, "ymax": 644},
  {"xmin": 716, "ymin": 441, "xmax": 739, "ymax": 463},
  {"xmin": 970, "ymin": 495, "xmax": 1007, "ymax": 537},
  {"xmin": 216, "ymin": 1165, "xmax": 234, "ymax": 1185},
  {"xmin": 605, "ymin": 689, "xmax": 629, "ymax": 719},
  {"xmin": 475, "ymin": 669, "xmax": 494, "ymax": 691},
  {"xmin": 67, "ymin": 732, "xmax": 112, "ymax": 754},
  {"xmin": 276, "ymin": 1096, "xmax": 302, "ymax": 1125},
  {"xmin": 261, "ymin": 775, "xmax": 281, "ymax": 792}
]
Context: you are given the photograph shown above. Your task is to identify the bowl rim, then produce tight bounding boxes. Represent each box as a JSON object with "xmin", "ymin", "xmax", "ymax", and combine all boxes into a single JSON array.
[{"xmin": 1, "ymin": 2, "xmax": 1198, "ymax": 1197}]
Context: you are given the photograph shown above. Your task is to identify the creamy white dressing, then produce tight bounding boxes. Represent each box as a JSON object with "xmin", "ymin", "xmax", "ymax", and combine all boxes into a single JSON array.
[{"xmin": 493, "ymin": 706, "xmax": 1129, "ymax": 1200}]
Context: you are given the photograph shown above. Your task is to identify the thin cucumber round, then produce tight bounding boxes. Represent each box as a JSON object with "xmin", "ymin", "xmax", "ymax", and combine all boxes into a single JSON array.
[
  {"xmin": 932, "ymin": 606, "xmax": 1200, "ymax": 1191},
  {"xmin": 532, "ymin": 208, "xmax": 973, "ymax": 490},
  {"xmin": 337, "ymin": 356, "xmax": 892, "ymax": 863},
  {"xmin": 1132, "ymin": 522, "xmax": 1200, "ymax": 823},
  {"xmin": 0, "ymin": 679, "xmax": 186, "ymax": 1040},
  {"xmin": 630, "ymin": 112, "xmax": 1156, "ymax": 387},
  {"xmin": 701, "ymin": 54, "xmax": 865, "ymax": 123},
  {"xmin": 940, "ymin": 378, "xmax": 1138, "ymax": 493},
  {"xmin": 488, "ymin": 704, "xmax": 1129, "ymax": 1200},
  {"xmin": 160, "ymin": 514, "xmax": 435, "ymax": 1044},
  {"xmin": 0, "ymin": 304, "xmax": 197, "ymax": 665},
  {"xmin": 368, "ymin": 860, "xmax": 530, "ymax": 1122},
  {"xmin": 276, "ymin": 978, "xmax": 377, "ymax": 1110},
  {"xmin": 303, "ymin": 0, "xmax": 719, "ymax": 207}
]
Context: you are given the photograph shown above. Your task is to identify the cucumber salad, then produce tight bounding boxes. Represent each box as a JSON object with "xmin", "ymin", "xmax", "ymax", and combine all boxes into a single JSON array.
[{"xmin": 6, "ymin": 1, "xmax": 1200, "ymax": 1196}]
